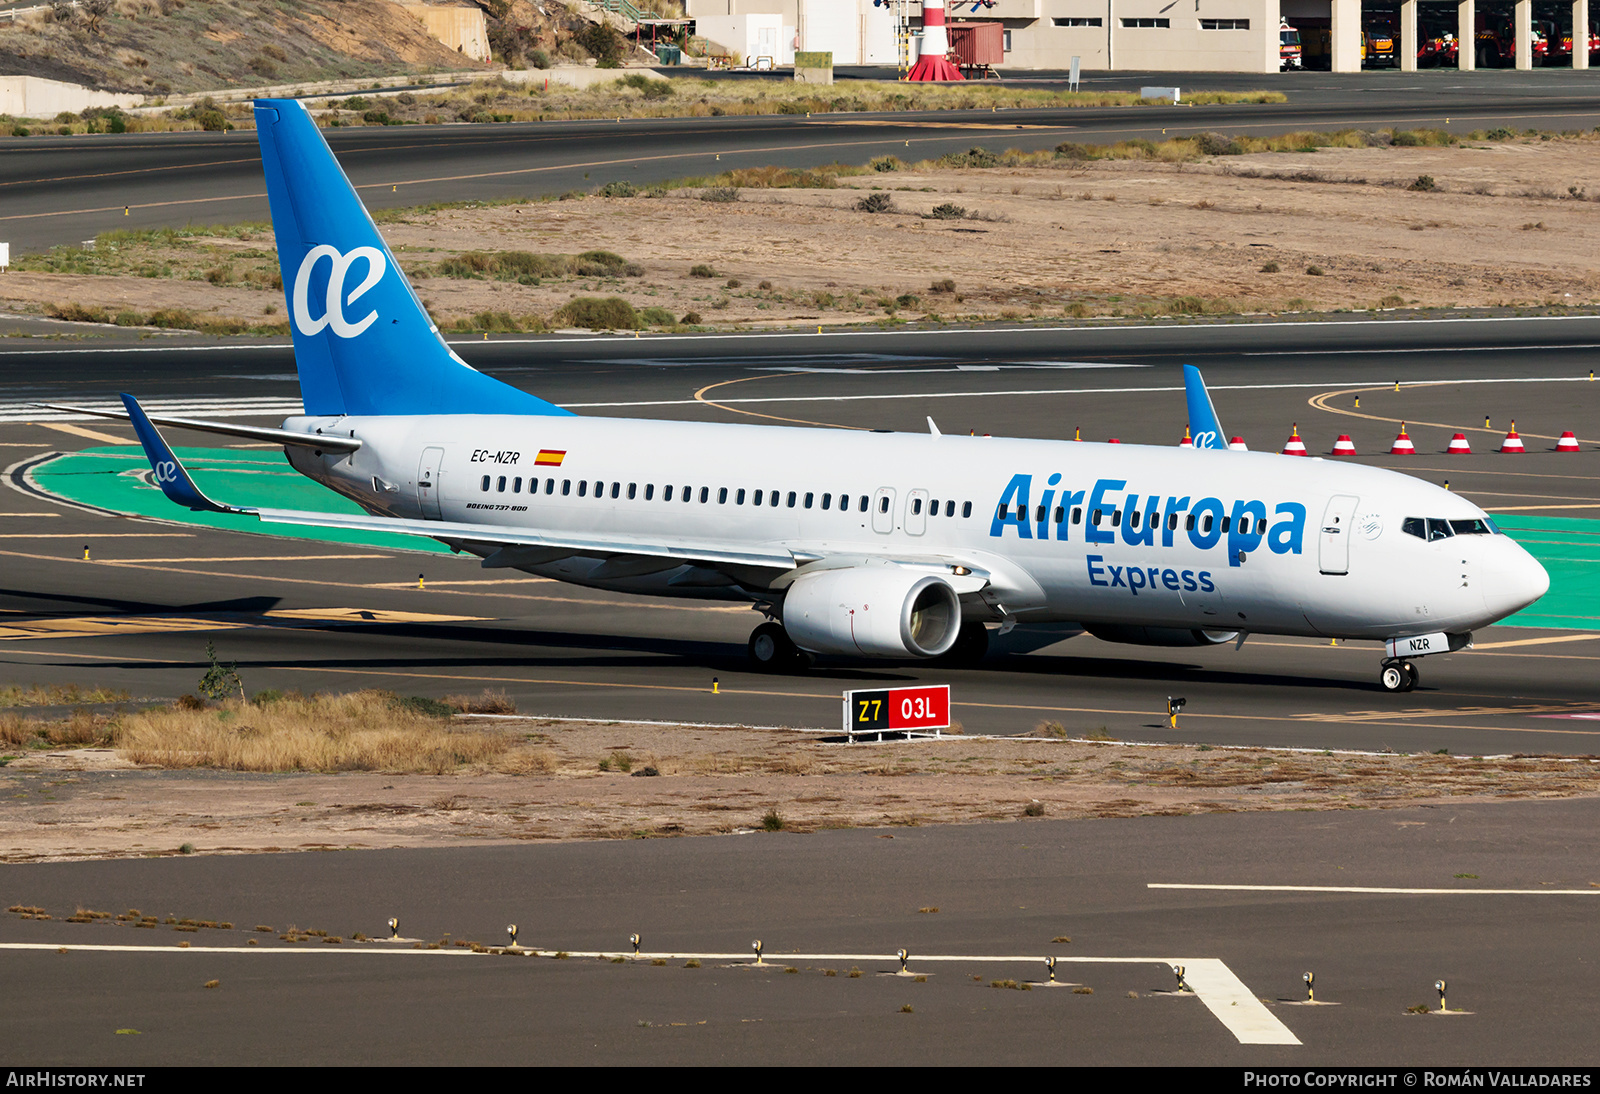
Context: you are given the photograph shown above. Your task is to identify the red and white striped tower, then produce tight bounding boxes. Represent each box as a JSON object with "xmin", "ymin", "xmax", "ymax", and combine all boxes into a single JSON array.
[
  {"xmin": 1557, "ymin": 430, "xmax": 1581, "ymax": 452},
  {"xmin": 905, "ymin": 0, "xmax": 964, "ymax": 81},
  {"xmin": 1447, "ymin": 432, "xmax": 1472, "ymax": 455},
  {"xmin": 1228, "ymin": 435, "xmax": 1248, "ymax": 451},
  {"xmin": 1390, "ymin": 422, "xmax": 1416, "ymax": 455},
  {"xmin": 1179, "ymin": 424, "xmax": 1194, "ymax": 448},
  {"xmin": 1331, "ymin": 434, "xmax": 1358, "ymax": 456}
]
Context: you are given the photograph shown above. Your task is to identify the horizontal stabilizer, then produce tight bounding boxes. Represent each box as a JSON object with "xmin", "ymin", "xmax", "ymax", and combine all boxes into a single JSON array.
[{"xmin": 36, "ymin": 402, "xmax": 361, "ymax": 453}]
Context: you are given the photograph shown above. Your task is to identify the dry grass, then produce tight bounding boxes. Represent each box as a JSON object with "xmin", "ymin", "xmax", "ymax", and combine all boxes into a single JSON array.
[
  {"xmin": 0, "ymin": 684, "xmax": 131, "ymax": 707},
  {"xmin": 113, "ymin": 691, "xmax": 515, "ymax": 774}
]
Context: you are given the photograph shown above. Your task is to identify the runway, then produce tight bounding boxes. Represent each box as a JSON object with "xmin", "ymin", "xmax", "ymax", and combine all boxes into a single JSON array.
[
  {"xmin": 5, "ymin": 68, "xmax": 1600, "ymax": 251},
  {"xmin": 2, "ymin": 317, "xmax": 1599, "ymax": 756},
  {"xmin": 4, "ymin": 315, "xmax": 1600, "ymax": 1065},
  {"xmin": 3, "ymin": 797, "xmax": 1598, "ymax": 1064}
]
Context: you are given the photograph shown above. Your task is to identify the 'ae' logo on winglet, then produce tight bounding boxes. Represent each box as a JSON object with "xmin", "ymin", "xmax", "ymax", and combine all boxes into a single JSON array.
[{"xmin": 292, "ymin": 244, "xmax": 386, "ymax": 338}]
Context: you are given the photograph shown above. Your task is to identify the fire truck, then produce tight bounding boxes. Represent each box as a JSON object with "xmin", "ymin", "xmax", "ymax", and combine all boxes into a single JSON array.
[{"xmin": 1280, "ymin": 18, "xmax": 1303, "ymax": 70}]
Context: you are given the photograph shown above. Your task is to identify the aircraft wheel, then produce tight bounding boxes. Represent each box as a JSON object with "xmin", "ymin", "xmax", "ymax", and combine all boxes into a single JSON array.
[
  {"xmin": 937, "ymin": 622, "xmax": 989, "ymax": 667},
  {"xmin": 1403, "ymin": 661, "xmax": 1420, "ymax": 692},
  {"xmin": 1379, "ymin": 662, "xmax": 1407, "ymax": 693},
  {"xmin": 748, "ymin": 622, "xmax": 801, "ymax": 672}
]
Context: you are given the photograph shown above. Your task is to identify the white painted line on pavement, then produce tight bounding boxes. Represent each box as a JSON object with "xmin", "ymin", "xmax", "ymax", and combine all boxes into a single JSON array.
[{"xmin": 0, "ymin": 942, "xmax": 1294, "ymax": 1045}]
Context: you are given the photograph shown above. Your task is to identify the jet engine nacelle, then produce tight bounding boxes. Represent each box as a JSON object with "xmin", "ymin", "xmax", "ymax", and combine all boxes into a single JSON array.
[
  {"xmin": 782, "ymin": 564, "xmax": 961, "ymax": 658},
  {"xmin": 1085, "ymin": 624, "xmax": 1239, "ymax": 647}
]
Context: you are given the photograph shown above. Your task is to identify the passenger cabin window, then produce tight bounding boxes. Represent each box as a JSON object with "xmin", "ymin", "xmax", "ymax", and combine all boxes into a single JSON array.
[
  {"xmin": 480, "ymin": 475, "xmax": 491, "ymax": 492},
  {"xmin": 664, "ymin": 485, "xmax": 674, "ymax": 501},
  {"xmin": 805, "ymin": 492, "xmax": 814, "ymax": 509},
  {"xmin": 699, "ymin": 487, "xmax": 709, "ymax": 503},
  {"xmin": 628, "ymin": 483, "xmax": 637, "ymax": 500},
  {"xmin": 822, "ymin": 493, "xmax": 832, "ymax": 510},
  {"xmin": 719, "ymin": 487, "xmax": 728, "ymax": 504},
  {"xmin": 645, "ymin": 484, "xmax": 654, "ymax": 501},
  {"xmin": 497, "ymin": 476, "xmax": 507, "ymax": 492},
  {"xmin": 788, "ymin": 491, "xmax": 798, "ymax": 508},
  {"xmin": 563, "ymin": 479, "xmax": 572, "ymax": 496},
  {"xmin": 737, "ymin": 488, "xmax": 746, "ymax": 505}
]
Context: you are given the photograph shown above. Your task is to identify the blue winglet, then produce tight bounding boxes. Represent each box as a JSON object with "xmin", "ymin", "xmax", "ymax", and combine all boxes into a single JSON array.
[
  {"xmin": 1182, "ymin": 365, "xmax": 1229, "ymax": 451},
  {"xmin": 120, "ymin": 393, "xmax": 244, "ymax": 514}
]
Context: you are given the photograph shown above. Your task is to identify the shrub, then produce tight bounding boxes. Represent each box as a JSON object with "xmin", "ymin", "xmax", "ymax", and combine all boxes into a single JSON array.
[
  {"xmin": 639, "ymin": 306, "xmax": 676, "ymax": 326},
  {"xmin": 576, "ymin": 23, "xmax": 626, "ymax": 67},
  {"xmin": 572, "ymin": 250, "xmax": 643, "ymax": 276},
  {"xmin": 869, "ymin": 155, "xmax": 902, "ymax": 172},
  {"xmin": 940, "ymin": 146, "xmax": 999, "ymax": 168},
  {"xmin": 926, "ymin": 202, "xmax": 965, "ymax": 220},
  {"xmin": 1408, "ymin": 174, "xmax": 1437, "ymax": 192},
  {"xmin": 1260, "ymin": 261, "xmax": 1280, "ymax": 274},
  {"xmin": 679, "ymin": 310, "xmax": 702, "ymax": 325},
  {"xmin": 1306, "ymin": 265, "xmax": 1325, "ymax": 276},
  {"xmin": 762, "ymin": 808, "xmax": 784, "ymax": 831},
  {"xmin": 689, "ymin": 264, "xmax": 717, "ymax": 278},
  {"xmin": 557, "ymin": 296, "xmax": 639, "ymax": 330},
  {"xmin": 857, "ymin": 192, "xmax": 894, "ymax": 213},
  {"xmin": 1195, "ymin": 131, "xmax": 1242, "ymax": 155},
  {"xmin": 1054, "ymin": 142, "xmax": 1098, "ymax": 160},
  {"xmin": 196, "ymin": 110, "xmax": 229, "ymax": 132},
  {"xmin": 930, "ymin": 278, "xmax": 955, "ymax": 293},
  {"xmin": 700, "ymin": 187, "xmax": 739, "ymax": 203},
  {"xmin": 599, "ymin": 180, "xmax": 638, "ymax": 198}
]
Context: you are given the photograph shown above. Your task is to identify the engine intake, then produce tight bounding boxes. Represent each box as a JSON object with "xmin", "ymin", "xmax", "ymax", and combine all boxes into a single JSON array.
[{"xmin": 783, "ymin": 564, "xmax": 961, "ymax": 658}]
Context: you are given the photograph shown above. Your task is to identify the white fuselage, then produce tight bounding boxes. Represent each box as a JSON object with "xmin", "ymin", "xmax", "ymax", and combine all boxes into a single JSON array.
[{"xmin": 283, "ymin": 413, "xmax": 1549, "ymax": 642}]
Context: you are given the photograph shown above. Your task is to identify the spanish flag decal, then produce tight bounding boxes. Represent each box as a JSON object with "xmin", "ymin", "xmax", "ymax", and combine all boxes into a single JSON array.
[{"xmin": 535, "ymin": 449, "xmax": 566, "ymax": 466}]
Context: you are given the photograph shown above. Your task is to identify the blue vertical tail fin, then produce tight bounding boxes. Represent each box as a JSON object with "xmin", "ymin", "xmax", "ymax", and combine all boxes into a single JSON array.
[
  {"xmin": 1182, "ymin": 365, "xmax": 1229, "ymax": 450},
  {"xmin": 254, "ymin": 99, "xmax": 569, "ymax": 419}
]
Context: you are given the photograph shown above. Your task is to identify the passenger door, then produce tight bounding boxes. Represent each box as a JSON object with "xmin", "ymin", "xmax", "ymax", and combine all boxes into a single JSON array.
[
  {"xmin": 872, "ymin": 487, "xmax": 896, "ymax": 534},
  {"xmin": 1318, "ymin": 495, "xmax": 1359, "ymax": 575},
  {"xmin": 418, "ymin": 447, "xmax": 445, "ymax": 520},
  {"xmin": 904, "ymin": 489, "xmax": 929, "ymax": 536}
]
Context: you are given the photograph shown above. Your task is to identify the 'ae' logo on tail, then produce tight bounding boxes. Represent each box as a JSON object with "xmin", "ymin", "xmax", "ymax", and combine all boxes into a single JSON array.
[{"xmin": 292, "ymin": 245, "xmax": 386, "ymax": 338}]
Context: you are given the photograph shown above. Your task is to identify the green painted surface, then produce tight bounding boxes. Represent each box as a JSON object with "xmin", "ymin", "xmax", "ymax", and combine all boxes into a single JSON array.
[
  {"xmin": 26, "ymin": 449, "xmax": 1598, "ymax": 626},
  {"xmin": 1492, "ymin": 515, "xmax": 1600, "ymax": 629},
  {"xmin": 31, "ymin": 446, "xmax": 451, "ymax": 555}
]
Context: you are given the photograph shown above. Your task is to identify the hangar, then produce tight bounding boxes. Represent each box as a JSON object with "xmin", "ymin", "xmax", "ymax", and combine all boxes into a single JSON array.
[{"xmin": 683, "ymin": 0, "xmax": 1596, "ymax": 73}]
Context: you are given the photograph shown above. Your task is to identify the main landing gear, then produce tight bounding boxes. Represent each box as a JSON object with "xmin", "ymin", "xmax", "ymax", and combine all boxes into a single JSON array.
[
  {"xmin": 1379, "ymin": 659, "xmax": 1421, "ymax": 693},
  {"xmin": 748, "ymin": 621, "xmax": 808, "ymax": 672}
]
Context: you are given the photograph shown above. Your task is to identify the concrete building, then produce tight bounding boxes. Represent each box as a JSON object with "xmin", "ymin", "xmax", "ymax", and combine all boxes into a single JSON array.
[{"xmin": 685, "ymin": 0, "xmax": 1595, "ymax": 73}]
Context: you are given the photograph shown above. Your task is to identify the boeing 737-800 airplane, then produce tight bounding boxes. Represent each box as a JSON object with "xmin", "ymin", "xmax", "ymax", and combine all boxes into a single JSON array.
[{"xmin": 60, "ymin": 99, "xmax": 1549, "ymax": 694}]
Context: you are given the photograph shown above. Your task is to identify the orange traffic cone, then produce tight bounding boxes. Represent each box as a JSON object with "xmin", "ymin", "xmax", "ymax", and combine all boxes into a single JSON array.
[
  {"xmin": 1447, "ymin": 433, "xmax": 1472, "ymax": 455},
  {"xmin": 1107, "ymin": 438, "xmax": 1121, "ymax": 444},
  {"xmin": 1390, "ymin": 423, "xmax": 1416, "ymax": 455},
  {"xmin": 1281, "ymin": 424, "xmax": 1309, "ymax": 456},
  {"xmin": 1228, "ymin": 436, "xmax": 1248, "ymax": 451},
  {"xmin": 1557, "ymin": 431, "xmax": 1581, "ymax": 452},
  {"xmin": 1499, "ymin": 421, "xmax": 1525, "ymax": 453},
  {"xmin": 1331, "ymin": 434, "xmax": 1357, "ymax": 456}
]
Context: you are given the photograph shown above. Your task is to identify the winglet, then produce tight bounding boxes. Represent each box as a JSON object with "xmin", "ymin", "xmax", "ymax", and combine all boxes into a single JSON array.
[
  {"xmin": 1182, "ymin": 365, "xmax": 1229, "ymax": 451},
  {"xmin": 120, "ymin": 393, "xmax": 249, "ymax": 514}
]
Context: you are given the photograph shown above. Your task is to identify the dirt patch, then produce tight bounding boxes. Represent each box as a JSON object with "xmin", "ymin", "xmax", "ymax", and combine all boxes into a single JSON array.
[
  {"xmin": 3, "ymin": 718, "xmax": 1597, "ymax": 861},
  {"xmin": 6, "ymin": 136, "xmax": 1600, "ymax": 333}
]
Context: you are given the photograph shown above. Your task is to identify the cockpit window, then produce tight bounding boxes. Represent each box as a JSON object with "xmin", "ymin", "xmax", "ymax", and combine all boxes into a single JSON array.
[{"xmin": 1405, "ymin": 516, "xmax": 1497, "ymax": 540}]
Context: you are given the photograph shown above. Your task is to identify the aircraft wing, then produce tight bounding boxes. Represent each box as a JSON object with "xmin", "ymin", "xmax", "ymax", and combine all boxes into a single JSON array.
[{"xmin": 117, "ymin": 392, "xmax": 802, "ymax": 572}]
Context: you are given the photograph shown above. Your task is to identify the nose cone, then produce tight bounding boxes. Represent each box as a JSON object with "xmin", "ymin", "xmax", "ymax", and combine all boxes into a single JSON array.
[{"xmin": 1485, "ymin": 543, "xmax": 1550, "ymax": 622}]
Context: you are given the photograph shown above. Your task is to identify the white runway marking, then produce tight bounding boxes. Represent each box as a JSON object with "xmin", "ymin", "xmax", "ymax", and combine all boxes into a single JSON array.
[
  {"xmin": 1151, "ymin": 883, "xmax": 1600, "ymax": 896},
  {"xmin": 0, "ymin": 943, "xmax": 1296, "ymax": 1045},
  {"xmin": 564, "ymin": 375, "xmax": 1600, "ymax": 410}
]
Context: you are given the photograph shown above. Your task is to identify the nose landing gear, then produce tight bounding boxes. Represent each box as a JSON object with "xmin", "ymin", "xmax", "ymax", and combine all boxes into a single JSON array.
[{"xmin": 1379, "ymin": 659, "xmax": 1420, "ymax": 693}]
